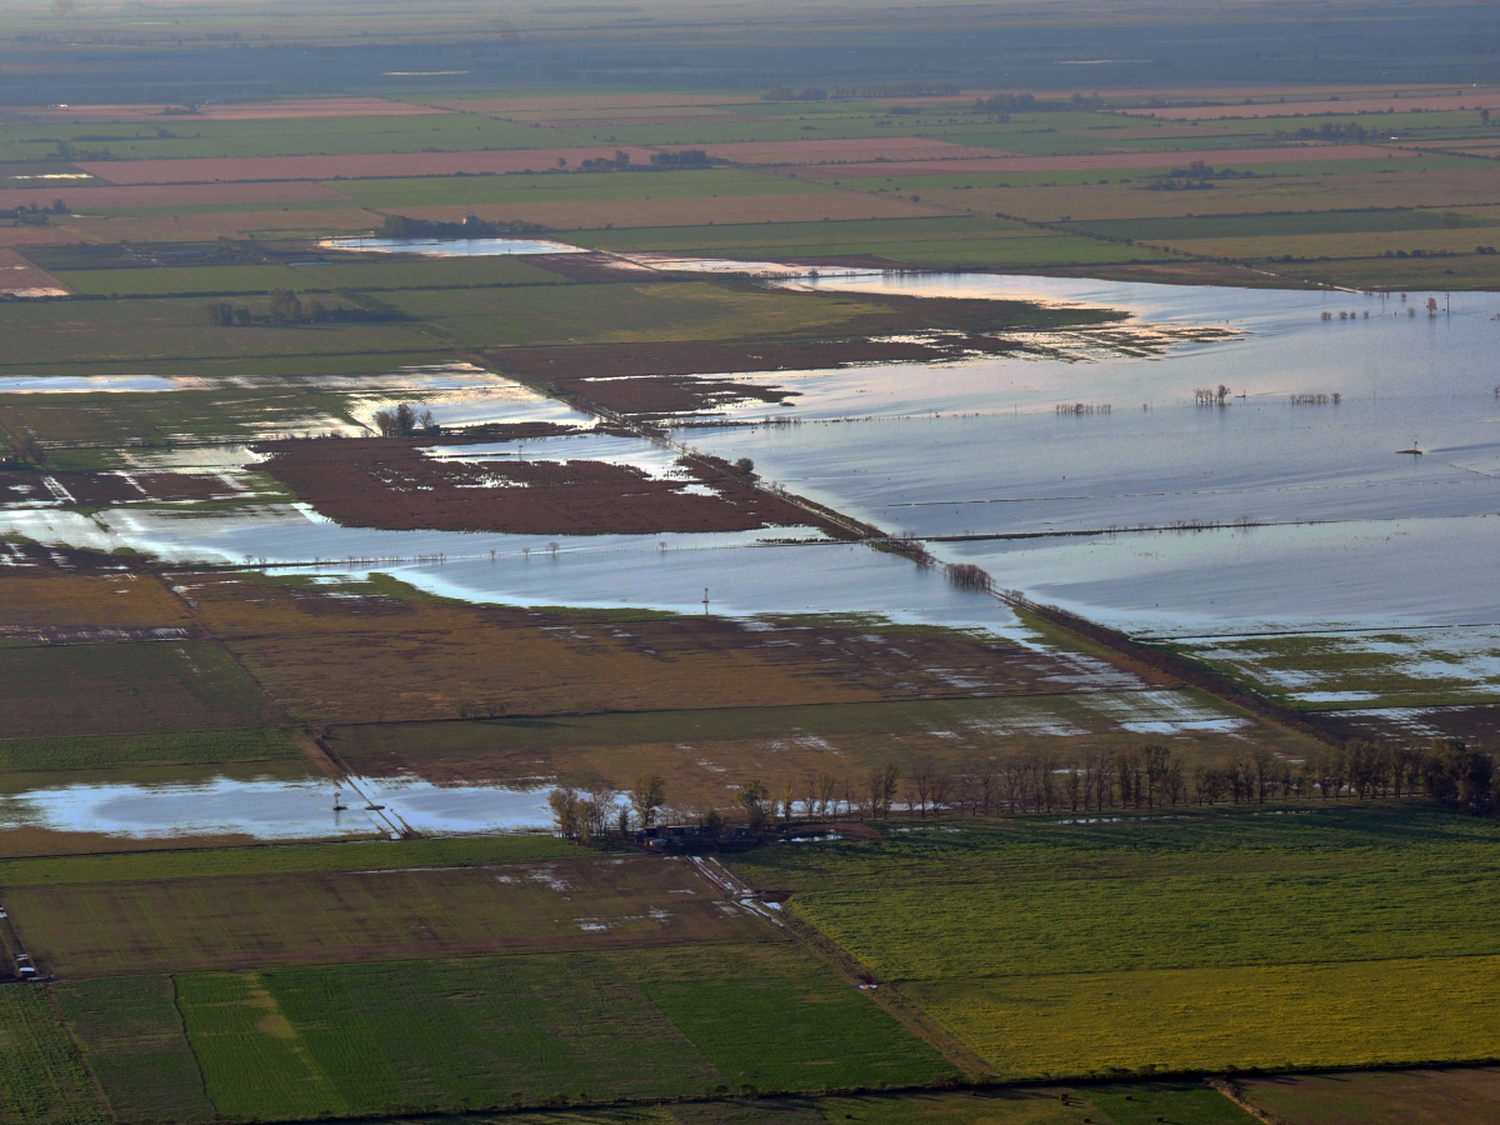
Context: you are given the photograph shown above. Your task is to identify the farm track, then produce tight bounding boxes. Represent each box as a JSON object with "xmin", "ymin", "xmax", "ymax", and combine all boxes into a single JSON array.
[{"xmin": 691, "ymin": 856, "xmax": 994, "ymax": 1080}]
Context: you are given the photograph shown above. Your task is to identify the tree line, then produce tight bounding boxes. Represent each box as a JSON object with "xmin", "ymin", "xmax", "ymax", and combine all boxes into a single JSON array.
[
  {"xmin": 548, "ymin": 739, "xmax": 1494, "ymax": 840},
  {"xmin": 204, "ymin": 290, "xmax": 402, "ymax": 327}
]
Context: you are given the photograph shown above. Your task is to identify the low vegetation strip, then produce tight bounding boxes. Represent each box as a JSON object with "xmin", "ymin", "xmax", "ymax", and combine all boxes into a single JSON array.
[
  {"xmin": 0, "ymin": 729, "xmax": 301, "ymax": 774},
  {"xmin": 0, "ymin": 834, "xmax": 577, "ymax": 887},
  {"xmin": 915, "ymin": 955, "xmax": 1500, "ymax": 1080},
  {"xmin": 0, "ymin": 985, "xmax": 108, "ymax": 1125}
]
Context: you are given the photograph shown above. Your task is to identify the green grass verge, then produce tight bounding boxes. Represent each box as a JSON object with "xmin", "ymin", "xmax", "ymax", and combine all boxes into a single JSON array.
[{"xmin": 0, "ymin": 728, "xmax": 301, "ymax": 773}]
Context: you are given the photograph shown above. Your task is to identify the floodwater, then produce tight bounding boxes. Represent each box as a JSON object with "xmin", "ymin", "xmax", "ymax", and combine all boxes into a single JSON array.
[
  {"xmin": 321, "ymin": 236, "xmax": 585, "ymax": 256},
  {"xmin": 4, "ymin": 267, "xmax": 1495, "ymax": 638},
  {"xmin": 678, "ymin": 274, "xmax": 1500, "ymax": 635},
  {"xmin": 0, "ymin": 503, "xmax": 1024, "ymax": 633},
  {"xmin": 0, "ymin": 773, "xmax": 561, "ymax": 842}
]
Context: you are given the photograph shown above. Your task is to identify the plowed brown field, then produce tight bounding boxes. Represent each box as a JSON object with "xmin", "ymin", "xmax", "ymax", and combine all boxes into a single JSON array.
[
  {"xmin": 0, "ymin": 247, "xmax": 68, "ymax": 296},
  {"xmin": 252, "ymin": 437, "xmax": 835, "ymax": 536}
]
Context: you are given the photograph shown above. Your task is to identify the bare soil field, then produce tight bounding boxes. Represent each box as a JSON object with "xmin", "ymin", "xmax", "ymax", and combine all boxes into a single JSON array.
[
  {"xmin": 0, "ymin": 246, "xmax": 68, "ymax": 296},
  {"xmin": 0, "ymin": 180, "xmax": 356, "ymax": 211},
  {"xmin": 79, "ymin": 147, "xmax": 663, "ymax": 185},
  {"xmin": 1240, "ymin": 1067, "xmax": 1500, "ymax": 1125},
  {"xmin": 0, "ymin": 223, "xmax": 85, "ymax": 248},
  {"xmin": 793, "ymin": 144, "xmax": 1419, "ymax": 179},
  {"xmin": 405, "ymin": 191, "xmax": 935, "ymax": 230},
  {"xmin": 0, "ymin": 569, "xmax": 192, "ymax": 629},
  {"xmin": 252, "ymin": 436, "xmax": 836, "ymax": 535},
  {"xmin": 177, "ymin": 574, "xmax": 1164, "ymax": 724},
  {"xmin": 5, "ymin": 855, "xmax": 774, "ymax": 975},
  {"xmin": 8, "ymin": 97, "xmax": 451, "ymax": 122}
]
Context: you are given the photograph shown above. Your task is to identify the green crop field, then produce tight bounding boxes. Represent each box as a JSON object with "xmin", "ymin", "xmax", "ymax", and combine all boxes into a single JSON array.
[
  {"xmin": 54, "ymin": 264, "xmax": 321, "ymax": 297},
  {"xmin": 0, "ymin": 985, "xmax": 108, "ymax": 1125},
  {"xmin": 387, "ymin": 279, "xmax": 892, "ymax": 349},
  {"xmin": 296, "ymin": 255, "xmax": 573, "ymax": 290},
  {"xmin": 725, "ymin": 806, "xmax": 1500, "ymax": 1080},
  {"xmin": 0, "ymin": 728, "xmax": 302, "ymax": 775},
  {"xmin": 1064, "ymin": 208, "xmax": 1500, "ymax": 244},
  {"xmin": 53, "ymin": 976, "xmax": 215, "ymax": 1124},
  {"xmin": 176, "ymin": 945, "xmax": 947, "ymax": 1119},
  {"xmin": 333, "ymin": 169, "xmax": 831, "ymax": 209},
  {"xmin": 0, "ymin": 114, "xmax": 548, "ymax": 162},
  {"xmin": 0, "ymin": 296, "xmax": 431, "ymax": 371},
  {"xmin": 917, "ymin": 955, "xmax": 1500, "ymax": 1079},
  {"xmin": 0, "ymin": 642, "xmax": 275, "ymax": 740}
]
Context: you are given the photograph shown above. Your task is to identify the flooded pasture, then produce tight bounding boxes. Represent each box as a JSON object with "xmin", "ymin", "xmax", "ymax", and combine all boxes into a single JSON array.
[
  {"xmin": 0, "ymin": 773, "xmax": 560, "ymax": 842},
  {"xmin": 320, "ymin": 236, "xmax": 587, "ymax": 256}
]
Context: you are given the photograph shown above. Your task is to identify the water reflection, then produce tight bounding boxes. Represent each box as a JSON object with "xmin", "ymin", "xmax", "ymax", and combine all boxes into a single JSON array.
[
  {"xmin": 0, "ymin": 774, "xmax": 563, "ymax": 841},
  {"xmin": 321, "ymin": 237, "xmax": 585, "ymax": 256}
]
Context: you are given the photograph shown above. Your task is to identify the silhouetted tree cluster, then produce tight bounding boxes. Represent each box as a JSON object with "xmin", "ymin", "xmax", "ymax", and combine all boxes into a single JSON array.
[
  {"xmin": 648, "ymin": 149, "xmax": 713, "ymax": 168},
  {"xmin": 372, "ymin": 402, "xmax": 437, "ymax": 437}
]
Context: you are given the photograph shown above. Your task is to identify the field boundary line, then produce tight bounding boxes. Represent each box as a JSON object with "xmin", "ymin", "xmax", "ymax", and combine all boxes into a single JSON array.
[
  {"xmin": 42, "ymin": 983, "xmax": 114, "ymax": 1119},
  {"xmin": 1205, "ymin": 1077, "xmax": 1289, "ymax": 1125},
  {"xmin": 697, "ymin": 856, "xmax": 994, "ymax": 1079}
]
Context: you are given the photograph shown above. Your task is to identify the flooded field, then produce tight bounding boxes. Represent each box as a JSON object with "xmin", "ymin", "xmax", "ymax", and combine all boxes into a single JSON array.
[
  {"xmin": 320, "ymin": 236, "xmax": 586, "ymax": 256},
  {"xmin": 679, "ymin": 274, "xmax": 1500, "ymax": 636},
  {"xmin": 0, "ymin": 772, "xmax": 560, "ymax": 843},
  {"xmin": 2, "ymin": 266, "xmax": 1493, "ymax": 726}
]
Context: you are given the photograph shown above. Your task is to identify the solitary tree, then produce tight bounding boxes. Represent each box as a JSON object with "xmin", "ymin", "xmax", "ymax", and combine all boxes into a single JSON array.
[
  {"xmin": 630, "ymin": 774, "xmax": 667, "ymax": 828},
  {"xmin": 268, "ymin": 288, "xmax": 303, "ymax": 324},
  {"xmin": 736, "ymin": 779, "xmax": 770, "ymax": 830}
]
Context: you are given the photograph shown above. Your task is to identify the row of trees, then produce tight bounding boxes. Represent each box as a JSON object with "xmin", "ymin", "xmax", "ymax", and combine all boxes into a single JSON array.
[
  {"xmin": 204, "ymin": 291, "xmax": 400, "ymax": 327},
  {"xmin": 548, "ymin": 741, "xmax": 1495, "ymax": 840}
]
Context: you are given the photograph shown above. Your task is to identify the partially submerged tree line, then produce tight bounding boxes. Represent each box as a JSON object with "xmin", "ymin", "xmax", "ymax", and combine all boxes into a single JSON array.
[{"xmin": 548, "ymin": 739, "xmax": 1493, "ymax": 841}]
